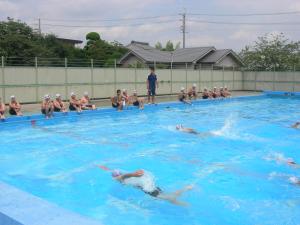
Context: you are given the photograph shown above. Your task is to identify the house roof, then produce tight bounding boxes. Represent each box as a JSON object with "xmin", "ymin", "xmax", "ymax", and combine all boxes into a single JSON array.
[
  {"xmin": 172, "ymin": 47, "xmax": 215, "ymax": 63},
  {"xmin": 119, "ymin": 41, "xmax": 243, "ymax": 65},
  {"xmin": 56, "ymin": 38, "xmax": 83, "ymax": 44},
  {"xmin": 125, "ymin": 42, "xmax": 171, "ymax": 63},
  {"xmin": 200, "ymin": 49, "xmax": 243, "ymax": 65}
]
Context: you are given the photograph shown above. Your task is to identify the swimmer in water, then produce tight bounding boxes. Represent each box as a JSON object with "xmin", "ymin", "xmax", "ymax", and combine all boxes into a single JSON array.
[
  {"xmin": 287, "ymin": 159, "xmax": 300, "ymax": 169},
  {"xmin": 272, "ymin": 154, "xmax": 300, "ymax": 169},
  {"xmin": 176, "ymin": 124, "xmax": 213, "ymax": 138},
  {"xmin": 176, "ymin": 124, "xmax": 198, "ymax": 134},
  {"xmin": 291, "ymin": 122, "xmax": 300, "ymax": 129},
  {"xmin": 289, "ymin": 176, "xmax": 300, "ymax": 186},
  {"xmin": 112, "ymin": 169, "xmax": 193, "ymax": 206}
]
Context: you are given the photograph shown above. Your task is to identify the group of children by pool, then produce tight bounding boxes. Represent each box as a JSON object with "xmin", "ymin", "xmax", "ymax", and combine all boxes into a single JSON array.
[
  {"xmin": 178, "ymin": 85, "xmax": 231, "ymax": 104},
  {"xmin": 0, "ymin": 92, "xmax": 96, "ymax": 119}
]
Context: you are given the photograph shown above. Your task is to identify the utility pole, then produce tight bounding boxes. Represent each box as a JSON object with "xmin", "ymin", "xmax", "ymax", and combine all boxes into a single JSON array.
[
  {"xmin": 180, "ymin": 10, "xmax": 186, "ymax": 48},
  {"xmin": 38, "ymin": 18, "xmax": 41, "ymax": 35}
]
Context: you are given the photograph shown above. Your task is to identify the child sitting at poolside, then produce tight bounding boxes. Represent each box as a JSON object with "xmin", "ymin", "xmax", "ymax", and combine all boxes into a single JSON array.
[
  {"xmin": 187, "ymin": 84, "xmax": 198, "ymax": 100},
  {"xmin": 69, "ymin": 92, "xmax": 82, "ymax": 112},
  {"xmin": 80, "ymin": 92, "xmax": 96, "ymax": 110},
  {"xmin": 9, "ymin": 95, "xmax": 22, "ymax": 116},
  {"xmin": 130, "ymin": 90, "xmax": 144, "ymax": 109},
  {"xmin": 0, "ymin": 97, "xmax": 6, "ymax": 120},
  {"xmin": 41, "ymin": 94, "xmax": 54, "ymax": 119},
  {"xmin": 178, "ymin": 87, "xmax": 191, "ymax": 104},
  {"xmin": 111, "ymin": 89, "xmax": 124, "ymax": 111},
  {"xmin": 53, "ymin": 94, "xmax": 67, "ymax": 113}
]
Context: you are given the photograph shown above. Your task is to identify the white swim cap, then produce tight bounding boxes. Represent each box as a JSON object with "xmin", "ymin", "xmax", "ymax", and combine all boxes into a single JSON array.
[
  {"xmin": 44, "ymin": 94, "xmax": 50, "ymax": 99},
  {"xmin": 70, "ymin": 92, "xmax": 75, "ymax": 96},
  {"xmin": 193, "ymin": 83, "xmax": 196, "ymax": 87},
  {"xmin": 55, "ymin": 93, "xmax": 61, "ymax": 98},
  {"xmin": 181, "ymin": 87, "xmax": 185, "ymax": 91},
  {"xmin": 133, "ymin": 90, "xmax": 137, "ymax": 94},
  {"xmin": 10, "ymin": 95, "xmax": 15, "ymax": 99},
  {"xmin": 84, "ymin": 91, "xmax": 89, "ymax": 96}
]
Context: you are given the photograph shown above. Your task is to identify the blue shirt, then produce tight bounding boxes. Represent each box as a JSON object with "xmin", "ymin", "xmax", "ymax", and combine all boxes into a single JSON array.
[{"xmin": 147, "ymin": 73, "xmax": 157, "ymax": 89}]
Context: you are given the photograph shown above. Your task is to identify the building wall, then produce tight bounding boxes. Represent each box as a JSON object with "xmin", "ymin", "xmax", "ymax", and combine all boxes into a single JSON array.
[
  {"xmin": 0, "ymin": 66, "xmax": 243, "ymax": 103},
  {"xmin": 1, "ymin": 67, "xmax": 299, "ymax": 103},
  {"xmin": 120, "ymin": 55, "xmax": 145, "ymax": 67},
  {"xmin": 216, "ymin": 55, "xmax": 240, "ymax": 67}
]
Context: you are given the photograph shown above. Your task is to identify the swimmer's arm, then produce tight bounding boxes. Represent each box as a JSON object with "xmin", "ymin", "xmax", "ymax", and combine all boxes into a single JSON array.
[{"xmin": 116, "ymin": 170, "xmax": 144, "ymax": 181}]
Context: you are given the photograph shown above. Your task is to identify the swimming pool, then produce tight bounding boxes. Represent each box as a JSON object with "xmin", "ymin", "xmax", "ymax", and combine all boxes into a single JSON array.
[{"xmin": 1, "ymin": 95, "xmax": 300, "ymax": 225}]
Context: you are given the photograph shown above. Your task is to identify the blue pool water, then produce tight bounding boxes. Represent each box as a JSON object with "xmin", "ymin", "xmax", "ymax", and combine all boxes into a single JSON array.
[{"xmin": 1, "ymin": 95, "xmax": 300, "ymax": 225}]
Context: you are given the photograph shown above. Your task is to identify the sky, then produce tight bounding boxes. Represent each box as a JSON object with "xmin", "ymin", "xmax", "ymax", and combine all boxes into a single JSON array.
[{"xmin": 0, "ymin": 0, "xmax": 300, "ymax": 51}]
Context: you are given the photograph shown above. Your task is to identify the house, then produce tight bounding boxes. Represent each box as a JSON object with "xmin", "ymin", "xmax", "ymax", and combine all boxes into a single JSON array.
[
  {"xmin": 56, "ymin": 38, "xmax": 83, "ymax": 47},
  {"xmin": 119, "ymin": 41, "xmax": 243, "ymax": 69}
]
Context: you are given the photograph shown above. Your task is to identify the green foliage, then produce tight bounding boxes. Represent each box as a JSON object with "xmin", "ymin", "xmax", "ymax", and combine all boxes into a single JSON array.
[
  {"xmin": 0, "ymin": 19, "xmax": 128, "ymax": 66},
  {"xmin": 86, "ymin": 32, "xmax": 100, "ymax": 41},
  {"xmin": 164, "ymin": 40, "xmax": 174, "ymax": 51},
  {"xmin": 240, "ymin": 33, "xmax": 300, "ymax": 71},
  {"xmin": 155, "ymin": 42, "xmax": 162, "ymax": 50},
  {"xmin": 155, "ymin": 40, "xmax": 181, "ymax": 52}
]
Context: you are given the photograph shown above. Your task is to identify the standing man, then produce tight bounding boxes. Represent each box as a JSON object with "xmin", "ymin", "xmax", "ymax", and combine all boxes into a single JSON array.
[{"xmin": 147, "ymin": 67, "xmax": 158, "ymax": 104}]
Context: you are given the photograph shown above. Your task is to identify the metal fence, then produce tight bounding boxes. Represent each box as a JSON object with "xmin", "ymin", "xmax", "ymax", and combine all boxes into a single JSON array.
[
  {"xmin": 2, "ymin": 56, "xmax": 300, "ymax": 71},
  {"xmin": 0, "ymin": 57, "xmax": 300, "ymax": 103}
]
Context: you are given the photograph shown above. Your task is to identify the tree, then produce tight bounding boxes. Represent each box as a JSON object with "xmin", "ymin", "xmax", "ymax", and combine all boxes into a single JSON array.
[
  {"xmin": 0, "ymin": 19, "xmax": 128, "ymax": 66},
  {"xmin": 84, "ymin": 32, "xmax": 127, "ymax": 65},
  {"xmin": 164, "ymin": 40, "xmax": 174, "ymax": 51},
  {"xmin": 240, "ymin": 33, "xmax": 300, "ymax": 71},
  {"xmin": 155, "ymin": 42, "xmax": 162, "ymax": 50},
  {"xmin": 155, "ymin": 41, "xmax": 181, "ymax": 51}
]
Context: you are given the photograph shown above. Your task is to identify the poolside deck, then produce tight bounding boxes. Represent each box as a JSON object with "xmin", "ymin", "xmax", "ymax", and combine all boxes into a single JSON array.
[{"xmin": 17, "ymin": 91, "xmax": 261, "ymax": 115}]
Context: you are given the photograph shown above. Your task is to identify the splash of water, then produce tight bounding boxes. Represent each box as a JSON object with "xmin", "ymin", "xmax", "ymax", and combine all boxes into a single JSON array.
[{"xmin": 211, "ymin": 114, "xmax": 237, "ymax": 138}]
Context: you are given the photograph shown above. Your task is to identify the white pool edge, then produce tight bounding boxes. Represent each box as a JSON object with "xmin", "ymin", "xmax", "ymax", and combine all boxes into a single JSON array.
[{"xmin": 0, "ymin": 182, "xmax": 102, "ymax": 225}]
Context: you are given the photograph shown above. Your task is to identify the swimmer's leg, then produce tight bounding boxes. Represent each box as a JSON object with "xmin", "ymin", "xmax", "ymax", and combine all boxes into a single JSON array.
[
  {"xmin": 157, "ymin": 185, "xmax": 194, "ymax": 206},
  {"xmin": 196, "ymin": 132, "xmax": 213, "ymax": 138}
]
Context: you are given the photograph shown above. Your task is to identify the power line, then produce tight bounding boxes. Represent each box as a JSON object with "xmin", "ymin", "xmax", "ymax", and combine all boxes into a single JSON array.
[
  {"xmin": 39, "ymin": 14, "xmax": 178, "ymax": 22},
  {"xmin": 188, "ymin": 19, "xmax": 300, "ymax": 25},
  {"xmin": 40, "ymin": 20, "xmax": 177, "ymax": 28},
  {"xmin": 187, "ymin": 11, "xmax": 300, "ymax": 17}
]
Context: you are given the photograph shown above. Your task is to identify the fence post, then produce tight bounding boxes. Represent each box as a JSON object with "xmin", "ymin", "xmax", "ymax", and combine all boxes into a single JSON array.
[
  {"xmin": 170, "ymin": 61, "xmax": 173, "ymax": 94},
  {"xmin": 198, "ymin": 64, "xmax": 201, "ymax": 93},
  {"xmin": 185, "ymin": 63, "xmax": 188, "ymax": 89},
  {"xmin": 273, "ymin": 65, "xmax": 275, "ymax": 91},
  {"xmin": 64, "ymin": 58, "xmax": 68, "ymax": 100},
  {"xmin": 254, "ymin": 71, "xmax": 257, "ymax": 91},
  {"xmin": 211, "ymin": 65, "xmax": 213, "ymax": 89},
  {"xmin": 35, "ymin": 57, "xmax": 39, "ymax": 102},
  {"xmin": 292, "ymin": 70, "xmax": 295, "ymax": 92},
  {"xmin": 134, "ymin": 63, "xmax": 137, "ymax": 91},
  {"xmin": 114, "ymin": 59, "xmax": 117, "ymax": 91},
  {"xmin": 232, "ymin": 66, "xmax": 235, "ymax": 90},
  {"xmin": 91, "ymin": 59, "xmax": 94, "ymax": 98},
  {"xmin": 1, "ymin": 56, "xmax": 4, "ymax": 101},
  {"xmin": 222, "ymin": 66, "xmax": 225, "ymax": 88}
]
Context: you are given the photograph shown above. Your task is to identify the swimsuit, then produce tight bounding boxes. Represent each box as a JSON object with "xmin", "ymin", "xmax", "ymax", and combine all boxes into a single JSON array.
[
  {"xmin": 69, "ymin": 104, "xmax": 76, "ymax": 111},
  {"xmin": 9, "ymin": 108, "xmax": 17, "ymax": 115},
  {"xmin": 144, "ymin": 187, "xmax": 162, "ymax": 197},
  {"xmin": 133, "ymin": 101, "xmax": 139, "ymax": 106}
]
